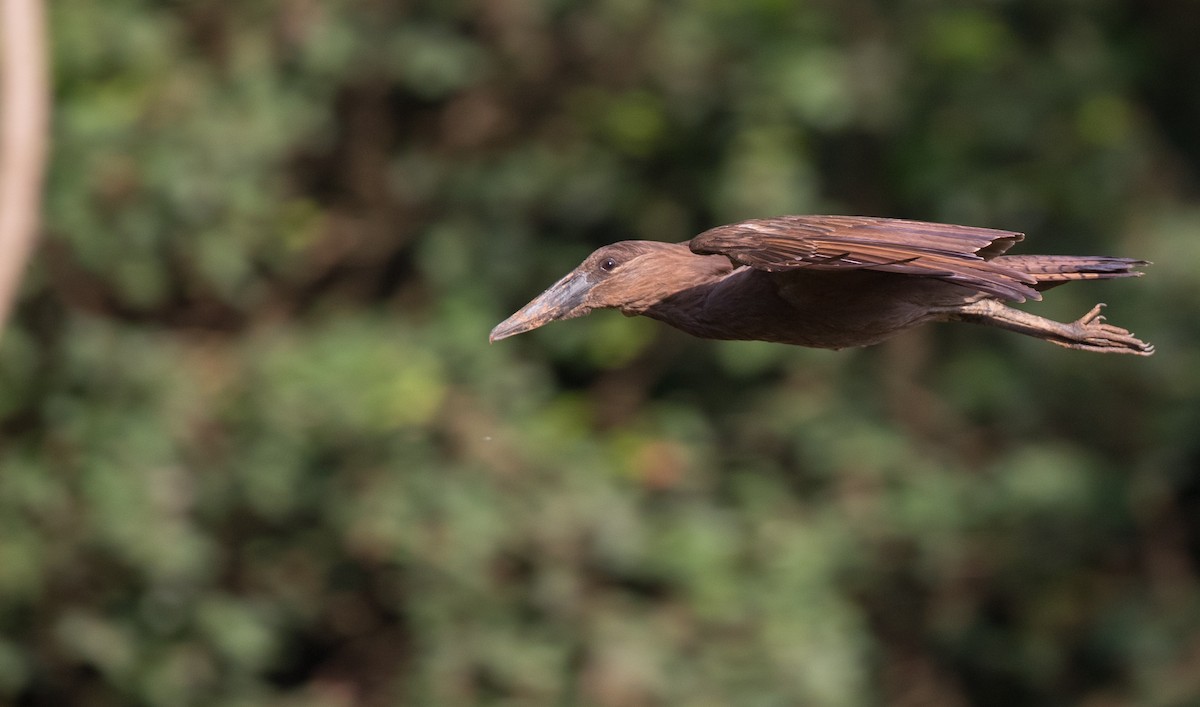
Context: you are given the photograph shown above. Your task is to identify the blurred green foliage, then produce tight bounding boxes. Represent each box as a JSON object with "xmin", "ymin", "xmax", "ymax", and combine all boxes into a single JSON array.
[{"xmin": 1, "ymin": 0, "xmax": 1199, "ymax": 705}]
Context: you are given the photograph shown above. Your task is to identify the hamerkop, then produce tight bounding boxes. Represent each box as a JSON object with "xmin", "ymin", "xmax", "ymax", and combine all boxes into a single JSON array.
[{"xmin": 490, "ymin": 216, "xmax": 1153, "ymax": 355}]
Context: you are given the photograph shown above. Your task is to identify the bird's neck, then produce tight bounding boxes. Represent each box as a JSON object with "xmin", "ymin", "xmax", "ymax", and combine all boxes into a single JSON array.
[
  {"xmin": 638, "ymin": 271, "xmax": 767, "ymax": 340},
  {"xmin": 638, "ymin": 282, "xmax": 721, "ymax": 336},
  {"xmin": 638, "ymin": 267, "xmax": 794, "ymax": 342},
  {"xmin": 612, "ymin": 248, "xmax": 732, "ymax": 319}
]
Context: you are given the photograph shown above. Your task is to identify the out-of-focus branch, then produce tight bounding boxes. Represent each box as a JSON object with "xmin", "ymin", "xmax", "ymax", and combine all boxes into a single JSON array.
[{"xmin": 0, "ymin": 0, "xmax": 50, "ymax": 338}]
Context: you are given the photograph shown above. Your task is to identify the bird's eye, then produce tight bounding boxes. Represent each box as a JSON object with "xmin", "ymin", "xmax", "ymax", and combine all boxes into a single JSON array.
[{"xmin": 600, "ymin": 257, "xmax": 618, "ymax": 272}]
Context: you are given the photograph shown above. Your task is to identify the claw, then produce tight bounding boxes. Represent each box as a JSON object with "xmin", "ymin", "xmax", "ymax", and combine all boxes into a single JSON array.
[{"xmin": 1059, "ymin": 303, "xmax": 1154, "ymax": 355}]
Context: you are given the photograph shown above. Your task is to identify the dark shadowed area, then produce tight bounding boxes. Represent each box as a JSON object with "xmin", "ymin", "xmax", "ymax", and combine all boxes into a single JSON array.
[{"xmin": 2, "ymin": 1, "xmax": 1199, "ymax": 705}]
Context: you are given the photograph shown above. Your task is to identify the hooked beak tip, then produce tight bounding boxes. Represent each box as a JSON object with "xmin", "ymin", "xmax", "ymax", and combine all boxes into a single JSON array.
[
  {"xmin": 490, "ymin": 271, "xmax": 593, "ymax": 344},
  {"xmin": 488, "ymin": 316, "xmax": 538, "ymax": 343}
]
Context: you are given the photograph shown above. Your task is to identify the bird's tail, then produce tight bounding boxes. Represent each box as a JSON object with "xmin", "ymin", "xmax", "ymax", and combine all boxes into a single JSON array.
[{"xmin": 994, "ymin": 255, "xmax": 1148, "ymax": 291}]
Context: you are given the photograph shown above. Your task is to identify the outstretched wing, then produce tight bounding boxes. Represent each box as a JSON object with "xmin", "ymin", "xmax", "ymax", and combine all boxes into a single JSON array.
[{"xmin": 689, "ymin": 215, "xmax": 1041, "ymax": 301}]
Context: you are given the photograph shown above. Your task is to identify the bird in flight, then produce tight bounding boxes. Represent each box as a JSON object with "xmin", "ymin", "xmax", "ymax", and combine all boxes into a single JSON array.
[{"xmin": 490, "ymin": 216, "xmax": 1153, "ymax": 355}]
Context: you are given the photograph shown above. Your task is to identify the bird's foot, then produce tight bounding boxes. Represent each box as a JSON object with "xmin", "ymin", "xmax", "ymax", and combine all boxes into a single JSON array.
[{"xmin": 1056, "ymin": 303, "xmax": 1154, "ymax": 355}]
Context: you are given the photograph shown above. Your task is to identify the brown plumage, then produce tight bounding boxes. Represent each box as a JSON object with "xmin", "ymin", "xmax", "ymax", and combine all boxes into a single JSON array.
[{"xmin": 490, "ymin": 216, "xmax": 1153, "ymax": 355}]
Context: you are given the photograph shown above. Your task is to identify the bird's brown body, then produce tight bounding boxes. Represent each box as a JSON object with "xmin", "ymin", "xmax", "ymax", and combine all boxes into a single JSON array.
[{"xmin": 491, "ymin": 216, "xmax": 1153, "ymax": 355}]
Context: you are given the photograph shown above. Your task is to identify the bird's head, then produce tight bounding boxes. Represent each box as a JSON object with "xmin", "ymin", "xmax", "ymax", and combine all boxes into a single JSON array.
[{"xmin": 489, "ymin": 240, "xmax": 727, "ymax": 342}]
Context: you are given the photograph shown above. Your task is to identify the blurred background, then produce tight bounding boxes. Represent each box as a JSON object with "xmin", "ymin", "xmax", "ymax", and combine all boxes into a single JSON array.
[{"xmin": 2, "ymin": 0, "xmax": 1199, "ymax": 705}]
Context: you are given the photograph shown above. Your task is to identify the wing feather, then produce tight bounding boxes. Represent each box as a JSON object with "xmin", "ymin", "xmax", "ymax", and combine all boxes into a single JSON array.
[{"xmin": 689, "ymin": 215, "xmax": 1040, "ymax": 301}]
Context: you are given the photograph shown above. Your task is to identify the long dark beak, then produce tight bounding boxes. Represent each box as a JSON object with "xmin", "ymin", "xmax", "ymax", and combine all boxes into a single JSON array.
[{"xmin": 490, "ymin": 271, "xmax": 594, "ymax": 342}]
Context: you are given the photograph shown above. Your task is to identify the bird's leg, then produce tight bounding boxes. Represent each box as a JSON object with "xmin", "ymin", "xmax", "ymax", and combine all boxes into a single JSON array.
[{"xmin": 951, "ymin": 299, "xmax": 1154, "ymax": 355}]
